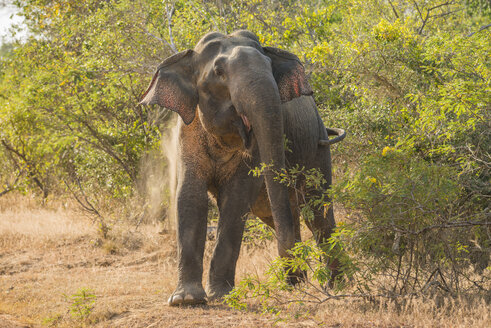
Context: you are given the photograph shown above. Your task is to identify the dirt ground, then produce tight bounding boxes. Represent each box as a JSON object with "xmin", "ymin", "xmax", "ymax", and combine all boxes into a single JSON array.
[
  {"xmin": 0, "ymin": 197, "xmax": 318, "ymax": 327},
  {"xmin": 0, "ymin": 196, "xmax": 489, "ymax": 327}
]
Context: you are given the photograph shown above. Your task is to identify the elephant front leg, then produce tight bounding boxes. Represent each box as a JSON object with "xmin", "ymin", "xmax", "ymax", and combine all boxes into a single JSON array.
[
  {"xmin": 169, "ymin": 171, "xmax": 209, "ymax": 306},
  {"xmin": 207, "ymin": 161, "xmax": 263, "ymax": 300}
]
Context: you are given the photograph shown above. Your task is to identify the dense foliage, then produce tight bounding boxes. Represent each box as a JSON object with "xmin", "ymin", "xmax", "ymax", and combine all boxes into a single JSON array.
[{"xmin": 0, "ymin": 0, "xmax": 489, "ymax": 306}]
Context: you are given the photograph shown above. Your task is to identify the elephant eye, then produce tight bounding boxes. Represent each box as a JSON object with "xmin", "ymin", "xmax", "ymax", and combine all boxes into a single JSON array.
[
  {"xmin": 213, "ymin": 56, "xmax": 226, "ymax": 77},
  {"xmin": 214, "ymin": 66, "xmax": 224, "ymax": 77}
]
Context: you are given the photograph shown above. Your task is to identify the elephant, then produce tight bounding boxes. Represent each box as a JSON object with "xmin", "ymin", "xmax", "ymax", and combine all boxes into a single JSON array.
[{"xmin": 140, "ymin": 30, "xmax": 343, "ymax": 306}]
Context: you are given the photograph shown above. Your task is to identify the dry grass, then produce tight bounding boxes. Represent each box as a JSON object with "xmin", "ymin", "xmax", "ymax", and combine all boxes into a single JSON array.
[
  {"xmin": 0, "ymin": 195, "xmax": 93, "ymax": 251},
  {"xmin": 0, "ymin": 195, "xmax": 489, "ymax": 327}
]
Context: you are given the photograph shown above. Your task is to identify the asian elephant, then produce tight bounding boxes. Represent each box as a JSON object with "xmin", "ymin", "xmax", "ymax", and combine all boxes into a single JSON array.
[{"xmin": 140, "ymin": 30, "xmax": 341, "ymax": 306}]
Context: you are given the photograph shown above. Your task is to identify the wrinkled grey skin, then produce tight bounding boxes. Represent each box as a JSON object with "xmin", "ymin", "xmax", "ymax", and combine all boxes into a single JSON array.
[{"xmin": 140, "ymin": 30, "xmax": 336, "ymax": 306}]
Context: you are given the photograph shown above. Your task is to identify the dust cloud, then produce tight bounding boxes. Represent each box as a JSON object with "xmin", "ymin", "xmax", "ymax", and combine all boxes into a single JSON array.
[{"xmin": 139, "ymin": 114, "xmax": 178, "ymax": 231}]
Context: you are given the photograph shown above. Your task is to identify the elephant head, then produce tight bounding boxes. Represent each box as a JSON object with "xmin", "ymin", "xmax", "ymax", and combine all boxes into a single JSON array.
[{"xmin": 140, "ymin": 30, "xmax": 312, "ymax": 257}]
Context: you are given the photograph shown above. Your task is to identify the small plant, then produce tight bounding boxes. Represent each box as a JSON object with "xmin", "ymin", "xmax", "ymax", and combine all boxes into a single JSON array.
[
  {"xmin": 64, "ymin": 288, "xmax": 97, "ymax": 321},
  {"xmin": 250, "ymin": 163, "xmax": 332, "ymax": 222},
  {"xmin": 242, "ymin": 216, "xmax": 275, "ymax": 247},
  {"xmin": 225, "ymin": 238, "xmax": 353, "ymax": 315},
  {"xmin": 41, "ymin": 313, "xmax": 63, "ymax": 326},
  {"xmin": 97, "ymin": 221, "xmax": 112, "ymax": 240},
  {"xmin": 102, "ymin": 239, "xmax": 119, "ymax": 254}
]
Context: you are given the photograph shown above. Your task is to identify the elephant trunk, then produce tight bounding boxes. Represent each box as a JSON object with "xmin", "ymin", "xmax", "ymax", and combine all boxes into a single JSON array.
[{"xmin": 230, "ymin": 73, "xmax": 296, "ymax": 257}]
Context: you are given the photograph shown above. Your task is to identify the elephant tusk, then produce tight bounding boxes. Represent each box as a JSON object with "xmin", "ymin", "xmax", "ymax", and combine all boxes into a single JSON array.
[
  {"xmin": 241, "ymin": 114, "xmax": 251, "ymax": 132},
  {"xmin": 318, "ymin": 127, "xmax": 346, "ymax": 146}
]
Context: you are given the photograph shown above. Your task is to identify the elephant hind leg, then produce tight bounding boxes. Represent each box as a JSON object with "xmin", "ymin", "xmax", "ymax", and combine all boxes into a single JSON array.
[
  {"xmin": 306, "ymin": 147, "xmax": 336, "ymax": 244},
  {"xmin": 257, "ymin": 206, "xmax": 304, "ymax": 285},
  {"xmin": 253, "ymin": 185, "xmax": 302, "ymax": 243},
  {"xmin": 303, "ymin": 145, "xmax": 339, "ymax": 284},
  {"xmin": 256, "ymin": 205, "xmax": 301, "ymax": 244},
  {"xmin": 303, "ymin": 202, "xmax": 335, "ymax": 245}
]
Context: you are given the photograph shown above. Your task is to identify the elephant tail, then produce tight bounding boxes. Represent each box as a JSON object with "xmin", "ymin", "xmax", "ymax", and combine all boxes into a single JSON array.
[{"xmin": 318, "ymin": 128, "xmax": 346, "ymax": 147}]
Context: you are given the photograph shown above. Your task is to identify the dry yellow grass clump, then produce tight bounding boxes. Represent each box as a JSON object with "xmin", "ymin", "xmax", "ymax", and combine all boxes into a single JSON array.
[
  {"xmin": 0, "ymin": 195, "xmax": 93, "ymax": 250},
  {"xmin": 0, "ymin": 195, "xmax": 489, "ymax": 327}
]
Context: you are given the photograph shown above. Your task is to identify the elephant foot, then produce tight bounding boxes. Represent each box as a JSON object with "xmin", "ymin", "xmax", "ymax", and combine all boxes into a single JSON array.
[
  {"xmin": 168, "ymin": 284, "xmax": 207, "ymax": 306},
  {"xmin": 206, "ymin": 282, "xmax": 234, "ymax": 301}
]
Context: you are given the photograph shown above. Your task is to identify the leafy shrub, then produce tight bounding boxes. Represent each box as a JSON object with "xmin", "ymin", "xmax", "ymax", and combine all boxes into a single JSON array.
[
  {"xmin": 334, "ymin": 149, "xmax": 489, "ymax": 293},
  {"xmin": 227, "ymin": 150, "xmax": 489, "ymax": 314}
]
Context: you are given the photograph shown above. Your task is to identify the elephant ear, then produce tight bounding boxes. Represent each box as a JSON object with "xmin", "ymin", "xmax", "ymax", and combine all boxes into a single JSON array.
[
  {"xmin": 140, "ymin": 50, "xmax": 198, "ymax": 125},
  {"xmin": 263, "ymin": 46, "xmax": 313, "ymax": 103}
]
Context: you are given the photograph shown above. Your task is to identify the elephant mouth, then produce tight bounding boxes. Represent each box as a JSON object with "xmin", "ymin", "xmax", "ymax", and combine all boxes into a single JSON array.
[{"xmin": 233, "ymin": 107, "xmax": 253, "ymax": 149}]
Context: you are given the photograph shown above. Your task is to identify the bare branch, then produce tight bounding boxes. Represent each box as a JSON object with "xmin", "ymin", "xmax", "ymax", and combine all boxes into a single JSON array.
[
  {"xmin": 388, "ymin": 0, "xmax": 399, "ymax": 19},
  {"xmin": 63, "ymin": 180, "xmax": 102, "ymax": 219},
  {"xmin": 415, "ymin": 1, "xmax": 457, "ymax": 35},
  {"xmin": 429, "ymin": 9, "xmax": 463, "ymax": 20},
  {"xmin": 430, "ymin": 1, "xmax": 456, "ymax": 11},
  {"xmin": 412, "ymin": 0, "xmax": 424, "ymax": 23},
  {"xmin": 391, "ymin": 220, "xmax": 491, "ymax": 236},
  {"xmin": 467, "ymin": 23, "xmax": 491, "ymax": 37},
  {"xmin": 78, "ymin": 120, "xmax": 137, "ymax": 182},
  {"xmin": 1, "ymin": 139, "xmax": 48, "ymax": 198},
  {"xmin": 0, "ymin": 169, "xmax": 23, "ymax": 197},
  {"xmin": 0, "ymin": 189, "xmax": 11, "ymax": 197},
  {"xmin": 135, "ymin": 24, "xmax": 176, "ymax": 53},
  {"xmin": 190, "ymin": 2, "xmax": 220, "ymax": 31},
  {"xmin": 165, "ymin": 2, "xmax": 178, "ymax": 54}
]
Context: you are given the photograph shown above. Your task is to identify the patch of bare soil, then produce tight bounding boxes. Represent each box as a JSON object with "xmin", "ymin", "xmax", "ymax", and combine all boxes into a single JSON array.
[
  {"xmin": 0, "ymin": 200, "xmax": 312, "ymax": 327},
  {"xmin": 0, "ymin": 314, "xmax": 30, "ymax": 328}
]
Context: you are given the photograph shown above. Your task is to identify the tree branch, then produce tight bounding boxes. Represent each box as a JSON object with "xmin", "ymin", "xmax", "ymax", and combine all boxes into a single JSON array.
[
  {"xmin": 1, "ymin": 139, "xmax": 48, "ymax": 198},
  {"xmin": 391, "ymin": 220, "xmax": 491, "ymax": 236},
  {"xmin": 135, "ymin": 24, "xmax": 176, "ymax": 53},
  {"xmin": 78, "ymin": 120, "xmax": 137, "ymax": 182},
  {"xmin": 388, "ymin": 0, "xmax": 399, "ymax": 19},
  {"xmin": 165, "ymin": 3, "xmax": 178, "ymax": 54},
  {"xmin": 63, "ymin": 180, "xmax": 102, "ymax": 219},
  {"xmin": 467, "ymin": 23, "xmax": 491, "ymax": 37},
  {"xmin": 414, "ymin": 1, "xmax": 456, "ymax": 35},
  {"xmin": 0, "ymin": 169, "xmax": 23, "ymax": 197}
]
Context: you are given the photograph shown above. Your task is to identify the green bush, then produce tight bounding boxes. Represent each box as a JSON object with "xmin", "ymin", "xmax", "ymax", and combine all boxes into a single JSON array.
[{"xmin": 227, "ymin": 149, "xmax": 488, "ymax": 313}]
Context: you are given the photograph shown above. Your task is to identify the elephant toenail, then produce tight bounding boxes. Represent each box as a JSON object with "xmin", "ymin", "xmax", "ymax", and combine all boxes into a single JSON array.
[
  {"xmin": 184, "ymin": 294, "xmax": 194, "ymax": 301},
  {"xmin": 169, "ymin": 294, "xmax": 183, "ymax": 305}
]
